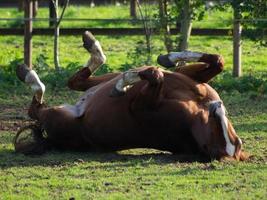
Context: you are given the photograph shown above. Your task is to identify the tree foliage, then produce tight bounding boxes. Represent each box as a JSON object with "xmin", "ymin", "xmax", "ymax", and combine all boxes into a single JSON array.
[
  {"xmin": 235, "ymin": 0, "xmax": 267, "ymax": 45},
  {"xmin": 157, "ymin": 0, "xmax": 267, "ymax": 51},
  {"xmin": 212, "ymin": 0, "xmax": 267, "ymax": 45},
  {"xmin": 158, "ymin": 0, "xmax": 207, "ymax": 52}
]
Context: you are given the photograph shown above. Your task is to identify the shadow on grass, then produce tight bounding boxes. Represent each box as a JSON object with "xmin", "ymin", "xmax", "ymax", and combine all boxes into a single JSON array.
[
  {"xmin": 0, "ymin": 128, "xmax": 210, "ymax": 169},
  {"xmin": 0, "ymin": 147, "xmax": 210, "ymax": 170},
  {"xmin": 1, "ymin": 116, "xmax": 265, "ymax": 169},
  {"xmin": 1, "ymin": 119, "xmax": 267, "ymax": 169}
]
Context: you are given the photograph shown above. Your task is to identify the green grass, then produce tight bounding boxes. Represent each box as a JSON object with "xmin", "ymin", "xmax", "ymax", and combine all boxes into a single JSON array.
[
  {"xmin": 0, "ymin": 5, "xmax": 234, "ymax": 29},
  {"xmin": 0, "ymin": 93, "xmax": 266, "ymax": 200},
  {"xmin": 0, "ymin": 36, "xmax": 266, "ymax": 198},
  {"xmin": 193, "ymin": 7, "xmax": 233, "ymax": 29},
  {"xmin": 0, "ymin": 5, "xmax": 140, "ymax": 28},
  {"xmin": 0, "ymin": 35, "xmax": 266, "ymax": 72},
  {"xmin": 0, "ymin": 5, "xmax": 266, "ymax": 200}
]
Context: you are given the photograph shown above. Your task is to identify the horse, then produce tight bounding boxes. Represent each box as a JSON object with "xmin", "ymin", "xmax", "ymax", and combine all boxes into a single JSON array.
[{"xmin": 15, "ymin": 31, "xmax": 248, "ymax": 161}]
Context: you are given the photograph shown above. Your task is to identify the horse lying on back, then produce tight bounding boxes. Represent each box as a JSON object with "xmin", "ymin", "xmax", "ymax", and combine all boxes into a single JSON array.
[{"xmin": 15, "ymin": 31, "xmax": 248, "ymax": 161}]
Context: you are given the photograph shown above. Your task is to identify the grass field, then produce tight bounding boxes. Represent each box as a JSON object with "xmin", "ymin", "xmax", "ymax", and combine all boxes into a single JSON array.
[
  {"xmin": 0, "ymin": 35, "xmax": 266, "ymax": 71},
  {"xmin": 0, "ymin": 92, "xmax": 266, "ymax": 199},
  {"xmin": 0, "ymin": 5, "xmax": 233, "ymax": 28},
  {"xmin": 0, "ymin": 5, "xmax": 266, "ymax": 200}
]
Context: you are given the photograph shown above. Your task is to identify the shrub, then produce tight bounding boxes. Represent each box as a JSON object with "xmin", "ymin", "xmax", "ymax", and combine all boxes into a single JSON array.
[{"xmin": 211, "ymin": 71, "xmax": 267, "ymax": 95}]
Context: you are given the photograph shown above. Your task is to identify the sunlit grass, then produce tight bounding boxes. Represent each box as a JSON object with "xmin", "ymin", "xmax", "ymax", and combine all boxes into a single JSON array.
[
  {"xmin": 0, "ymin": 5, "xmax": 266, "ymax": 199},
  {"xmin": 0, "ymin": 35, "xmax": 266, "ymax": 73},
  {"xmin": 0, "ymin": 5, "xmax": 233, "ymax": 29},
  {"xmin": 0, "ymin": 93, "xmax": 266, "ymax": 200}
]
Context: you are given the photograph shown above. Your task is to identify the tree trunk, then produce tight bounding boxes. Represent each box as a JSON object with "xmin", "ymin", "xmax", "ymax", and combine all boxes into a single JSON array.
[
  {"xmin": 178, "ymin": 0, "xmax": 192, "ymax": 51},
  {"xmin": 130, "ymin": 0, "xmax": 137, "ymax": 18},
  {"xmin": 32, "ymin": 0, "xmax": 38, "ymax": 18},
  {"xmin": 18, "ymin": 1, "xmax": 24, "ymax": 11},
  {"xmin": 49, "ymin": 0, "xmax": 56, "ymax": 27},
  {"xmin": 53, "ymin": 0, "xmax": 60, "ymax": 72},
  {"xmin": 159, "ymin": 0, "xmax": 173, "ymax": 52},
  {"xmin": 233, "ymin": 6, "xmax": 242, "ymax": 77},
  {"xmin": 136, "ymin": 0, "xmax": 152, "ymax": 65}
]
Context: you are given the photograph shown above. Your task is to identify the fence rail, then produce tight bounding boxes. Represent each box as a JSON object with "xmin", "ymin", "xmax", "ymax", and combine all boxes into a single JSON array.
[{"xmin": 0, "ymin": 28, "xmax": 233, "ymax": 36}]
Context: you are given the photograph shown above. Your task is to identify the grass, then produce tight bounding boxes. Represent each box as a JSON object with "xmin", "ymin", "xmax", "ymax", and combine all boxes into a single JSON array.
[
  {"xmin": 0, "ymin": 35, "xmax": 266, "ymax": 72},
  {"xmin": 0, "ymin": 37, "xmax": 266, "ymax": 198},
  {"xmin": 0, "ymin": 5, "xmax": 266, "ymax": 200},
  {"xmin": 0, "ymin": 93, "xmax": 266, "ymax": 200},
  {"xmin": 0, "ymin": 5, "xmax": 134, "ymax": 28},
  {"xmin": 0, "ymin": 5, "xmax": 234, "ymax": 29}
]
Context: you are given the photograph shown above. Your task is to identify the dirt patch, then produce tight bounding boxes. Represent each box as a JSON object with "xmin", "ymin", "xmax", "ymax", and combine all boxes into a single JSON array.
[
  {"xmin": 0, "ymin": 106, "xmax": 32, "ymax": 131},
  {"xmin": 0, "ymin": 119, "xmax": 33, "ymax": 131}
]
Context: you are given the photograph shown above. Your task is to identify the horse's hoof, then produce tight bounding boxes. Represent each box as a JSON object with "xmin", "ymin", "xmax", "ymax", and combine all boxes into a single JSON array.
[
  {"xmin": 157, "ymin": 54, "xmax": 175, "ymax": 68},
  {"xmin": 16, "ymin": 64, "xmax": 31, "ymax": 82},
  {"xmin": 83, "ymin": 31, "xmax": 96, "ymax": 52},
  {"xmin": 109, "ymin": 87, "xmax": 125, "ymax": 97},
  {"xmin": 138, "ymin": 67, "xmax": 164, "ymax": 86}
]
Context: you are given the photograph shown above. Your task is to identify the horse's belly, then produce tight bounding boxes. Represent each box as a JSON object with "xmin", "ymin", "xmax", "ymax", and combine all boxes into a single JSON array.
[{"xmin": 81, "ymin": 97, "xmax": 197, "ymax": 153}]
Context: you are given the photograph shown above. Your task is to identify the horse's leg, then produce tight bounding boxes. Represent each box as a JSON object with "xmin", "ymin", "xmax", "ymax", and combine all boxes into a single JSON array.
[
  {"xmin": 16, "ymin": 66, "xmax": 87, "ymax": 151},
  {"xmin": 132, "ymin": 67, "xmax": 164, "ymax": 110},
  {"xmin": 14, "ymin": 94, "xmax": 88, "ymax": 153},
  {"xmin": 16, "ymin": 63, "xmax": 47, "ymax": 120},
  {"xmin": 67, "ymin": 31, "xmax": 119, "ymax": 91},
  {"xmin": 111, "ymin": 67, "xmax": 164, "ymax": 110},
  {"xmin": 157, "ymin": 51, "xmax": 224, "ymax": 83},
  {"xmin": 16, "ymin": 64, "xmax": 45, "ymax": 104}
]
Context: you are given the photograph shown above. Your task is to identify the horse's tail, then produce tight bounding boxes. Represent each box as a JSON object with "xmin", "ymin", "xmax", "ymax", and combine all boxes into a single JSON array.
[{"xmin": 14, "ymin": 122, "xmax": 49, "ymax": 155}]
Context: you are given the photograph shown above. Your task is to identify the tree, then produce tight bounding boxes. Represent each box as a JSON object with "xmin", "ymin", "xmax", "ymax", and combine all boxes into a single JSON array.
[
  {"xmin": 130, "ymin": 0, "xmax": 137, "ymax": 18},
  {"xmin": 32, "ymin": 0, "xmax": 38, "ymax": 18},
  {"xmin": 157, "ymin": 0, "xmax": 266, "ymax": 77},
  {"xmin": 232, "ymin": 0, "xmax": 267, "ymax": 45},
  {"xmin": 51, "ymin": 0, "xmax": 69, "ymax": 72},
  {"xmin": 177, "ymin": 0, "xmax": 193, "ymax": 51},
  {"xmin": 137, "ymin": 0, "xmax": 154, "ymax": 64},
  {"xmin": 158, "ymin": 0, "xmax": 173, "ymax": 52},
  {"xmin": 158, "ymin": 0, "xmax": 205, "ymax": 52}
]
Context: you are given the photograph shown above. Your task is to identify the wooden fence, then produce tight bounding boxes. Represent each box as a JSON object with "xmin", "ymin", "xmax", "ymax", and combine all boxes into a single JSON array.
[
  {"xmin": 0, "ymin": 28, "xmax": 232, "ymax": 36},
  {"xmin": 1, "ymin": 0, "xmax": 256, "ymax": 77}
]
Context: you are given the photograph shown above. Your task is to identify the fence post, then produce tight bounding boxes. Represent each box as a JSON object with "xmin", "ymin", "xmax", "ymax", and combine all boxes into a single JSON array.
[
  {"xmin": 24, "ymin": 0, "xmax": 33, "ymax": 69},
  {"xmin": 233, "ymin": 6, "xmax": 242, "ymax": 77}
]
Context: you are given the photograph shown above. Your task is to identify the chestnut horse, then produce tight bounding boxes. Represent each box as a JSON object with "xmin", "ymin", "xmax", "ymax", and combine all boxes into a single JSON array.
[{"xmin": 15, "ymin": 31, "xmax": 248, "ymax": 161}]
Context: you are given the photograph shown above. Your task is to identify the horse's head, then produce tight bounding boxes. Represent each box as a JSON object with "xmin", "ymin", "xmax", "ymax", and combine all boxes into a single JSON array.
[{"xmin": 205, "ymin": 100, "xmax": 249, "ymax": 161}]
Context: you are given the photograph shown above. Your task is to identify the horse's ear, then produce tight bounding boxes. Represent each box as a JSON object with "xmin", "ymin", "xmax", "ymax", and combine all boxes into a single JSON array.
[{"xmin": 14, "ymin": 124, "xmax": 48, "ymax": 155}]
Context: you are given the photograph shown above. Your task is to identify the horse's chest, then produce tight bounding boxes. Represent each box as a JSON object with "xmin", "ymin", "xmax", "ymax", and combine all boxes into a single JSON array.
[
  {"xmin": 62, "ymin": 85, "xmax": 103, "ymax": 118},
  {"xmin": 74, "ymin": 88, "xmax": 97, "ymax": 116}
]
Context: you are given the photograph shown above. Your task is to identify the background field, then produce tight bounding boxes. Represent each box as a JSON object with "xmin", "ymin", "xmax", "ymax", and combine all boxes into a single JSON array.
[
  {"xmin": 0, "ymin": 5, "xmax": 266, "ymax": 200},
  {"xmin": 0, "ymin": 5, "xmax": 233, "ymax": 28}
]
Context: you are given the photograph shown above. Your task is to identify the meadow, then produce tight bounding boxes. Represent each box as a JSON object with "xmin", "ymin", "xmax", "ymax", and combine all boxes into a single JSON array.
[
  {"xmin": 0, "ymin": 5, "xmax": 266, "ymax": 200},
  {"xmin": 0, "ymin": 5, "xmax": 233, "ymax": 28}
]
